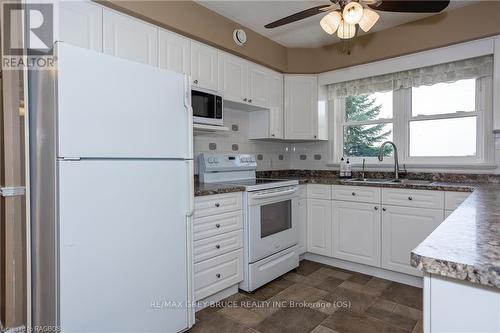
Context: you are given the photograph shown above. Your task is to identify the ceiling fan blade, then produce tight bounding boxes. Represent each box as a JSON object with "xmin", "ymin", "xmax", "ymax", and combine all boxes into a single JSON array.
[
  {"xmin": 265, "ymin": 5, "xmax": 332, "ymax": 29},
  {"xmin": 368, "ymin": 0, "xmax": 450, "ymax": 13}
]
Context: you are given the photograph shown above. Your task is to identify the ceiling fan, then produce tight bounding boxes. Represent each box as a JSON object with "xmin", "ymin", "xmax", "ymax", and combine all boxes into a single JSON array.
[{"xmin": 264, "ymin": 0, "xmax": 450, "ymax": 39}]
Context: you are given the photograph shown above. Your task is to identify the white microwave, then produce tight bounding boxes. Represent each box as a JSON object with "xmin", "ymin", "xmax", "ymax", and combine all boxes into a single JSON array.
[{"xmin": 192, "ymin": 88, "xmax": 223, "ymax": 126}]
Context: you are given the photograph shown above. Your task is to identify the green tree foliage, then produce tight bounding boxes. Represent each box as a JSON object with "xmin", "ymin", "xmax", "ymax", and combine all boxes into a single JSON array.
[{"xmin": 344, "ymin": 94, "xmax": 392, "ymax": 157}]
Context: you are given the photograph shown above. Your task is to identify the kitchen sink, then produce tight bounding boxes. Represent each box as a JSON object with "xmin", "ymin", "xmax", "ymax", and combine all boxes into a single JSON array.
[{"xmin": 346, "ymin": 178, "xmax": 433, "ymax": 185}]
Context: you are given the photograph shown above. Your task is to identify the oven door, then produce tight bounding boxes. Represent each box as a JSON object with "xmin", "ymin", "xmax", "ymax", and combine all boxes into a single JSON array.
[{"xmin": 247, "ymin": 186, "xmax": 299, "ymax": 263}]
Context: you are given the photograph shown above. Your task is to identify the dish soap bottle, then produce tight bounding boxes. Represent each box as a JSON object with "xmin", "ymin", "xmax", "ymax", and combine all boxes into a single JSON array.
[
  {"xmin": 345, "ymin": 158, "xmax": 352, "ymax": 179},
  {"xmin": 339, "ymin": 157, "xmax": 346, "ymax": 178}
]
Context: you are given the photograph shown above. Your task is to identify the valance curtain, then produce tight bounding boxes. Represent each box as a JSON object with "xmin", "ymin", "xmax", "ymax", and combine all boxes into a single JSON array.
[{"xmin": 328, "ymin": 55, "xmax": 493, "ymax": 99}]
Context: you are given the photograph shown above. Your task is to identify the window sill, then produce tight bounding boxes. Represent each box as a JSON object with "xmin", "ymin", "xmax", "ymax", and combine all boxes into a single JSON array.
[{"xmin": 326, "ymin": 162, "xmax": 497, "ymax": 171}]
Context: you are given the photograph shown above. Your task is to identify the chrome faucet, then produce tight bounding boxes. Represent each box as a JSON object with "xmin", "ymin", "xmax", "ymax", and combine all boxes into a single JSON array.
[{"xmin": 378, "ymin": 141, "xmax": 402, "ymax": 180}]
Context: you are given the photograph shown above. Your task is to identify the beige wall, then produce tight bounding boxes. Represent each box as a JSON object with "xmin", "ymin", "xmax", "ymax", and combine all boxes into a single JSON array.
[
  {"xmin": 100, "ymin": 1, "xmax": 500, "ymax": 74},
  {"xmin": 98, "ymin": 0, "xmax": 288, "ymax": 72},
  {"xmin": 286, "ymin": 1, "xmax": 500, "ymax": 73}
]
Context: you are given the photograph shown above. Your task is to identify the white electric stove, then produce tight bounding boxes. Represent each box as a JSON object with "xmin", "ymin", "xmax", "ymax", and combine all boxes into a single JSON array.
[{"xmin": 198, "ymin": 153, "xmax": 300, "ymax": 292}]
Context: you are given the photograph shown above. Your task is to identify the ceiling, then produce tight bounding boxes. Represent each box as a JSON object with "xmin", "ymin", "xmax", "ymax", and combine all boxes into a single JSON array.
[{"xmin": 197, "ymin": 1, "xmax": 478, "ymax": 48}]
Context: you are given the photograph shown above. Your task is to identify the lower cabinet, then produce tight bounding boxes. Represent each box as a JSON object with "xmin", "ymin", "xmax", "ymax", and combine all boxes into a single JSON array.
[
  {"xmin": 332, "ymin": 201, "xmax": 381, "ymax": 267},
  {"xmin": 381, "ymin": 205, "xmax": 444, "ymax": 276},
  {"xmin": 298, "ymin": 198, "xmax": 307, "ymax": 255},
  {"xmin": 307, "ymin": 198, "xmax": 332, "ymax": 257}
]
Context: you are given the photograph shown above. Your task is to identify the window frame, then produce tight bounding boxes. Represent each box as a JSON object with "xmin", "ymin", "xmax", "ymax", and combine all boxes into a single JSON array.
[{"xmin": 330, "ymin": 77, "xmax": 494, "ymax": 167}]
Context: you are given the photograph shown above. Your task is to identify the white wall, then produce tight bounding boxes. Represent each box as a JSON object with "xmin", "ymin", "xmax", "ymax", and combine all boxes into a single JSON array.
[{"xmin": 194, "ymin": 108, "xmax": 290, "ymax": 173}]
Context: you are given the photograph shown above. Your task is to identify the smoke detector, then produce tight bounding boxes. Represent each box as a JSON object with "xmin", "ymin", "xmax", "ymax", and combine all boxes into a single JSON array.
[{"xmin": 233, "ymin": 29, "xmax": 247, "ymax": 46}]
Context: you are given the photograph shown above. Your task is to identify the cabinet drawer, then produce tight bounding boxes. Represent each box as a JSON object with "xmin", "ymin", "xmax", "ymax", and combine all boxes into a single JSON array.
[
  {"xmin": 445, "ymin": 191, "xmax": 471, "ymax": 211},
  {"xmin": 194, "ymin": 249, "xmax": 243, "ymax": 301},
  {"xmin": 382, "ymin": 188, "xmax": 444, "ymax": 209},
  {"xmin": 194, "ymin": 192, "xmax": 242, "ymax": 218},
  {"xmin": 193, "ymin": 211, "xmax": 243, "ymax": 241},
  {"xmin": 194, "ymin": 230, "xmax": 243, "ymax": 263},
  {"xmin": 307, "ymin": 184, "xmax": 332, "ymax": 199},
  {"xmin": 332, "ymin": 185, "xmax": 381, "ymax": 204}
]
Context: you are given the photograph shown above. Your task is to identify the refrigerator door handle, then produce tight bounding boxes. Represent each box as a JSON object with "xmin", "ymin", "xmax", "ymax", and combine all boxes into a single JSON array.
[{"xmin": 0, "ymin": 186, "xmax": 26, "ymax": 197}]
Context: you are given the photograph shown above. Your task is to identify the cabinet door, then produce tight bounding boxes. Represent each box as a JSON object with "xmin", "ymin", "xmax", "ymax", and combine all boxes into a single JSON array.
[
  {"xmin": 191, "ymin": 41, "xmax": 218, "ymax": 91},
  {"xmin": 298, "ymin": 198, "xmax": 307, "ymax": 255},
  {"xmin": 284, "ymin": 75, "xmax": 318, "ymax": 140},
  {"xmin": 248, "ymin": 64, "xmax": 270, "ymax": 108},
  {"xmin": 382, "ymin": 205, "xmax": 443, "ymax": 276},
  {"xmin": 306, "ymin": 199, "xmax": 332, "ymax": 256},
  {"xmin": 103, "ymin": 9, "xmax": 158, "ymax": 66},
  {"xmin": 158, "ymin": 29, "xmax": 190, "ymax": 74},
  {"xmin": 218, "ymin": 52, "xmax": 247, "ymax": 103},
  {"xmin": 269, "ymin": 73, "xmax": 284, "ymax": 139},
  {"xmin": 332, "ymin": 201, "xmax": 381, "ymax": 267},
  {"xmin": 58, "ymin": 1, "xmax": 103, "ymax": 51}
]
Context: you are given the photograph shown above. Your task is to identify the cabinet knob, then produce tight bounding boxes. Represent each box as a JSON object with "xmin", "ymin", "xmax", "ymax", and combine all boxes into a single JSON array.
[
  {"xmin": 215, "ymin": 244, "xmax": 220, "ymax": 249},
  {"xmin": 243, "ymin": 98, "xmax": 247, "ymax": 102},
  {"xmin": 215, "ymin": 203, "xmax": 220, "ymax": 207},
  {"xmin": 408, "ymin": 196, "xmax": 413, "ymax": 201},
  {"xmin": 248, "ymin": 99, "xmax": 252, "ymax": 103},
  {"xmin": 351, "ymin": 192, "xmax": 356, "ymax": 196},
  {"xmin": 382, "ymin": 208, "xmax": 387, "ymax": 212},
  {"xmin": 271, "ymin": 134, "xmax": 275, "ymax": 137},
  {"xmin": 216, "ymin": 273, "xmax": 221, "ymax": 278},
  {"xmin": 314, "ymin": 135, "xmax": 317, "ymax": 138},
  {"xmin": 193, "ymin": 79, "xmax": 198, "ymax": 84},
  {"xmin": 215, "ymin": 224, "xmax": 221, "ymax": 228},
  {"xmin": 374, "ymin": 206, "xmax": 379, "ymax": 210}
]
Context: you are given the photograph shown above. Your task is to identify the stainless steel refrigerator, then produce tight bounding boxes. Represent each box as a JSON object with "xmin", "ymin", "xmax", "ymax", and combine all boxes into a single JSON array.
[{"xmin": 29, "ymin": 42, "xmax": 194, "ymax": 332}]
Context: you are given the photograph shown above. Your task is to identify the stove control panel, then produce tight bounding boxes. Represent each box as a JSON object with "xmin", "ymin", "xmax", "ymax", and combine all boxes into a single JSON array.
[{"xmin": 199, "ymin": 153, "xmax": 257, "ymax": 172}]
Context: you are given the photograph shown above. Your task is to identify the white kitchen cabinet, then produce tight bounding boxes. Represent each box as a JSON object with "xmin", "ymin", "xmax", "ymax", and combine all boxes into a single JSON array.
[
  {"xmin": 58, "ymin": 1, "xmax": 103, "ymax": 52},
  {"xmin": 103, "ymin": 9, "xmax": 158, "ymax": 66},
  {"xmin": 247, "ymin": 63, "xmax": 271, "ymax": 108},
  {"xmin": 307, "ymin": 199, "xmax": 332, "ymax": 257},
  {"xmin": 444, "ymin": 191, "xmax": 471, "ymax": 211},
  {"xmin": 284, "ymin": 75, "xmax": 319, "ymax": 140},
  {"xmin": 332, "ymin": 201, "xmax": 381, "ymax": 267},
  {"xmin": 298, "ymin": 198, "xmax": 307, "ymax": 255},
  {"xmin": 159, "ymin": 29, "xmax": 190, "ymax": 75},
  {"xmin": 381, "ymin": 205, "xmax": 443, "ymax": 276},
  {"xmin": 191, "ymin": 41, "xmax": 218, "ymax": 91},
  {"xmin": 218, "ymin": 52, "xmax": 247, "ymax": 103},
  {"xmin": 269, "ymin": 73, "xmax": 284, "ymax": 139}
]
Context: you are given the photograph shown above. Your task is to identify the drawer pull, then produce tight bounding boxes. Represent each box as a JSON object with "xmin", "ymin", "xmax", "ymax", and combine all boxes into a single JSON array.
[
  {"xmin": 374, "ymin": 206, "xmax": 379, "ymax": 210},
  {"xmin": 194, "ymin": 79, "xmax": 198, "ymax": 84},
  {"xmin": 408, "ymin": 196, "xmax": 413, "ymax": 201},
  {"xmin": 216, "ymin": 273, "xmax": 221, "ymax": 278},
  {"xmin": 351, "ymin": 192, "xmax": 356, "ymax": 196},
  {"xmin": 382, "ymin": 207, "xmax": 386, "ymax": 211},
  {"xmin": 215, "ymin": 203, "xmax": 220, "ymax": 207},
  {"xmin": 215, "ymin": 244, "xmax": 221, "ymax": 249},
  {"xmin": 215, "ymin": 224, "xmax": 221, "ymax": 228}
]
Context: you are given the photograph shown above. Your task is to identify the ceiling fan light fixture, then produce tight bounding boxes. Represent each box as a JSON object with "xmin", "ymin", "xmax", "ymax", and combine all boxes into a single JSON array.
[
  {"xmin": 320, "ymin": 11, "xmax": 342, "ymax": 34},
  {"xmin": 358, "ymin": 8, "xmax": 380, "ymax": 32},
  {"xmin": 342, "ymin": 2, "xmax": 364, "ymax": 25},
  {"xmin": 337, "ymin": 20, "xmax": 356, "ymax": 39}
]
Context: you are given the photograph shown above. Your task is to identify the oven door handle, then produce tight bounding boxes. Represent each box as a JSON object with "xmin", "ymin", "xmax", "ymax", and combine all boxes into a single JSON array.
[{"xmin": 252, "ymin": 187, "xmax": 298, "ymax": 199}]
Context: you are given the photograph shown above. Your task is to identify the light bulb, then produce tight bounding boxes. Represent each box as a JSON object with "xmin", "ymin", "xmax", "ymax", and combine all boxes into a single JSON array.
[
  {"xmin": 337, "ymin": 20, "xmax": 356, "ymax": 39},
  {"xmin": 342, "ymin": 2, "xmax": 364, "ymax": 25},
  {"xmin": 320, "ymin": 11, "xmax": 342, "ymax": 35},
  {"xmin": 358, "ymin": 8, "xmax": 380, "ymax": 32}
]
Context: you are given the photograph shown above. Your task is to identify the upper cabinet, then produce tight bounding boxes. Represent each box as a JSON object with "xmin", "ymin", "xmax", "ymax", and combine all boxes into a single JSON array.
[
  {"xmin": 58, "ymin": 1, "xmax": 103, "ymax": 52},
  {"xmin": 284, "ymin": 75, "xmax": 323, "ymax": 140},
  {"xmin": 268, "ymin": 73, "xmax": 284, "ymax": 139},
  {"xmin": 191, "ymin": 41, "xmax": 218, "ymax": 91},
  {"xmin": 103, "ymin": 9, "xmax": 158, "ymax": 66},
  {"xmin": 218, "ymin": 52, "xmax": 271, "ymax": 109},
  {"xmin": 159, "ymin": 29, "xmax": 190, "ymax": 75}
]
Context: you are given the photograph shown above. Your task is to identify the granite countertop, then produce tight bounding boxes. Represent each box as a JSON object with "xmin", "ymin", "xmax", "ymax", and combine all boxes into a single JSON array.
[
  {"xmin": 194, "ymin": 181, "xmax": 245, "ymax": 197},
  {"xmin": 411, "ymin": 184, "xmax": 500, "ymax": 288}
]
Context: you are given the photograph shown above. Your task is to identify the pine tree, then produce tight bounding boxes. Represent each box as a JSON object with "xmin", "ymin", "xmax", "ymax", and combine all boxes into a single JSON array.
[{"xmin": 344, "ymin": 94, "xmax": 392, "ymax": 157}]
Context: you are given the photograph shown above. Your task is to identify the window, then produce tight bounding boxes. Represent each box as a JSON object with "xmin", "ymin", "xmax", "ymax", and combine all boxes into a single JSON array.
[
  {"xmin": 409, "ymin": 79, "xmax": 478, "ymax": 158},
  {"xmin": 342, "ymin": 91, "xmax": 393, "ymax": 159}
]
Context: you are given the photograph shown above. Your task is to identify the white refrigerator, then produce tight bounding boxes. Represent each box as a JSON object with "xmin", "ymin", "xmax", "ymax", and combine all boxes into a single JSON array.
[{"xmin": 29, "ymin": 42, "xmax": 194, "ymax": 332}]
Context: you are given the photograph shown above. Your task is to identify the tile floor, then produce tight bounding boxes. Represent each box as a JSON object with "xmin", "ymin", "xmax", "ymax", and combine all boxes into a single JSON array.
[{"xmin": 189, "ymin": 260, "xmax": 423, "ymax": 333}]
